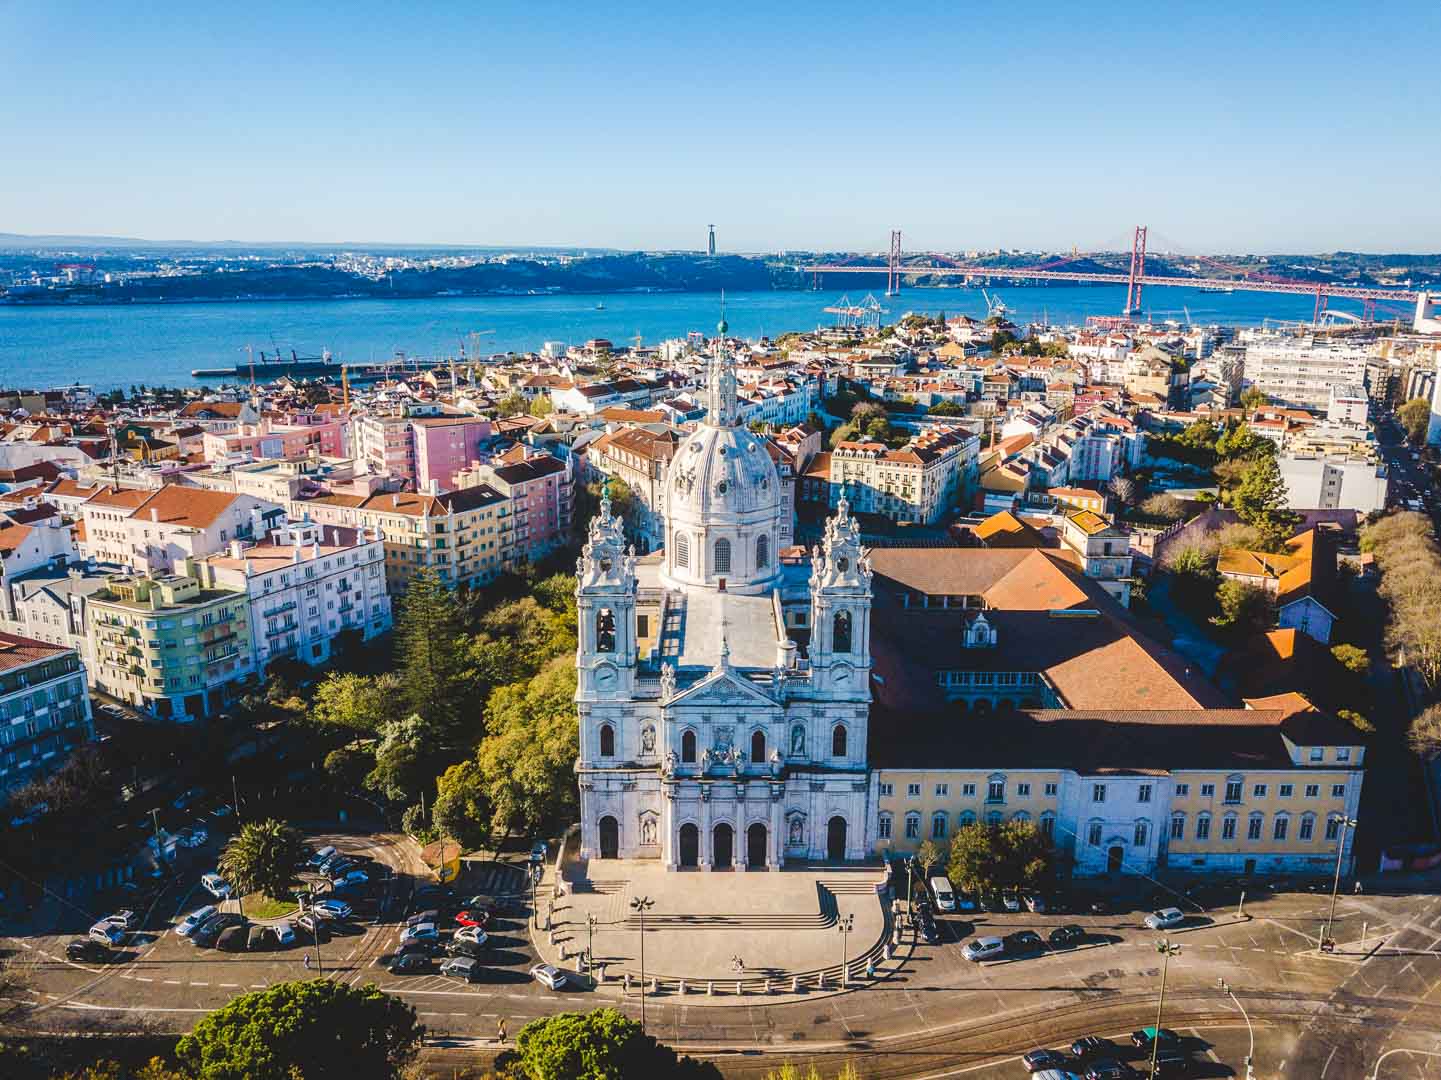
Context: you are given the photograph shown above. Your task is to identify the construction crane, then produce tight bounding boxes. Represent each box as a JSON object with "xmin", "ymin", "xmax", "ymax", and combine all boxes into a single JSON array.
[{"xmin": 982, "ymin": 290, "xmax": 1009, "ymax": 320}]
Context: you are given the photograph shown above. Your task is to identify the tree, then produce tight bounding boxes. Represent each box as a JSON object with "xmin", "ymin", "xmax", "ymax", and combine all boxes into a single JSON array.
[
  {"xmin": 1231, "ymin": 455, "xmax": 1297, "ymax": 551},
  {"xmin": 507, "ymin": 1008, "xmax": 719, "ymax": 1080},
  {"xmin": 947, "ymin": 821, "xmax": 1053, "ymax": 898},
  {"xmin": 926, "ymin": 399, "xmax": 965, "ymax": 417},
  {"xmin": 323, "ymin": 745, "xmax": 373, "ymax": 790},
  {"xmin": 1408, "ymin": 704, "xmax": 1441, "ymax": 759},
  {"xmin": 366, "ymin": 712, "xmax": 446, "ymax": 804},
  {"xmin": 217, "ymin": 819, "xmax": 306, "ymax": 902},
  {"xmin": 475, "ymin": 656, "xmax": 579, "ymax": 837},
  {"xmin": 528, "ymin": 395, "xmax": 554, "ymax": 418},
  {"xmin": 1109, "ymin": 475, "xmax": 1140, "ymax": 508},
  {"xmin": 176, "ymin": 979, "xmax": 422, "ymax": 1080},
  {"xmin": 495, "ymin": 391, "xmax": 530, "ymax": 417},
  {"xmin": 1210, "ymin": 580, "xmax": 1273, "ymax": 636},
  {"xmin": 431, "ymin": 758, "xmax": 492, "ymax": 852},
  {"xmin": 915, "ymin": 839, "xmax": 948, "ymax": 882},
  {"xmin": 309, "ymin": 671, "xmax": 404, "ymax": 735},
  {"xmin": 1240, "ymin": 386, "xmax": 1269, "ymax": 412},
  {"xmin": 393, "ymin": 569, "xmax": 470, "ymax": 734},
  {"xmin": 1331, "ymin": 643, "xmax": 1370, "ymax": 676},
  {"xmin": 1216, "ymin": 422, "xmax": 1273, "ymax": 461},
  {"xmin": 1137, "ymin": 493, "xmax": 1186, "ymax": 522},
  {"xmin": 1399, "ymin": 397, "xmax": 1431, "ymax": 443}
]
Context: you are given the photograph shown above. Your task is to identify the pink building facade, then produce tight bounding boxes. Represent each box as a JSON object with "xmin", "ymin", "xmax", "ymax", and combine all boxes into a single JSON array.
[
  {"xmin": 411, "ymin": 417, "xmax": 494, "ymax": 492},
  {"xmin": 202, "ymin": 414, "xmax": 348, "ymax": 465}
]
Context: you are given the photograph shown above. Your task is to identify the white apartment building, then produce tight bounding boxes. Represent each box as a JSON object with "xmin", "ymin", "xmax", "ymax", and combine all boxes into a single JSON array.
[
  {"xmin": 829, "ymin": 426, "xmax": 979, "ymax": 525},
  {"xmin": 1244, "ymin": 339, "xmax": 1371, "ymax": 412},
  {"xmin": 197, "ymin": 521, "xmax": 392, "ymax": 670},
  {"xmin": 79, "ymin": 485, "xmax": 287, "ymax": 574},
  {"xmin": 1278, "ymin": 452, "xmax": 1389, "ymax": 513},
  {"xmin": 1326, "ymin": 385, "xmax": 1369, "ymax": 427}
]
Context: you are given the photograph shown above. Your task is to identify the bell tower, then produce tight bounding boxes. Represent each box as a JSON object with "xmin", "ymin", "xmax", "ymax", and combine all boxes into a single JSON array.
[
  {"xmin": 808, "ymin": 497, "xmax": 872, "ymax": 697},
  {"xmin": 575, "ymin": 485, "xmax": 637, "ymax": 702}
]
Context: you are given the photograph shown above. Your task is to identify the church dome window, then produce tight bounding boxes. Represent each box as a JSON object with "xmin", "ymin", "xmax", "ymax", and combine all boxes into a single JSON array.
[{"xmin": 714, "ymin": 538, "xmax": 731, "ymax": 574}]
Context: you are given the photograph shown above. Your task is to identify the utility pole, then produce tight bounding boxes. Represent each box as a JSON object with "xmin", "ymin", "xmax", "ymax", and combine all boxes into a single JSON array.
[
  {"xmin": 232, "ymin": 774, "xmax": 241, "ymax": 821},
  {"xmin": 838, "ymin": 912, "xmax": 854, "ymax": 985},
  {"xmin": 586, "ymin": 913, "xmax": 598, "ymax": 974},
  {"xmin": 630, "ymin": 895, "xmax": 654, "ymax": 1034},
  {"xmin": 1323, "ymin": 815, "xmax": 1359, "ymax": 950},
  {"xmin": 1150, "ymin": 940, "xmax": 1181, "ymax": 1080}
]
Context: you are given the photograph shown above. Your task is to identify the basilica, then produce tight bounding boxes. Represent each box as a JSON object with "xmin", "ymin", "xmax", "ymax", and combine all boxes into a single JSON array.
[{"xmin": 574, "ymin": 322, "xmax": 874, "ymax": 869}]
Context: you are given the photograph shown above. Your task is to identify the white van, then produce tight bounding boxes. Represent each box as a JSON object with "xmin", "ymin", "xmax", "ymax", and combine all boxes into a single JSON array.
[
  {"xmin": 308, "ymin": 845, "xmax": 337, "ymax": 869},
  {"xmin": 929, "ymin": 876, "xmax": 956, "ymax": 912}
]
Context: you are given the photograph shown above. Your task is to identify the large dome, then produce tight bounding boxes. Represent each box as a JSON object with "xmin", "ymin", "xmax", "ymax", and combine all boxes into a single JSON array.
[{"xmin": 660, "ymin": 344, "xmax": 785, "ymax": 594}]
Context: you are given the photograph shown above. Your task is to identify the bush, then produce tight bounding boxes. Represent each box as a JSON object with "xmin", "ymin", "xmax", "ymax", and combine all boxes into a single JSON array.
[{"xmin": 1138, "ymin": 493, "xmax": 1186, "ymax": 523}]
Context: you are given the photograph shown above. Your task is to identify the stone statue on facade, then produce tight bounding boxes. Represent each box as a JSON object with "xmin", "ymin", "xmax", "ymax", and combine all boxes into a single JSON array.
[
  {"xmin": 641, "ymin": 725, "xmax": 655, "ymax": 755},
  {"xmin": 659, "ymin": 662, "xmax": 676, "ymax": 701},
  {"xmin": 769, "ymin": 748, "xmax": 783, "ymax": 777},
  {"xmin": 663, "ymin": 750, "xmax": 677, "ymax": 776}
]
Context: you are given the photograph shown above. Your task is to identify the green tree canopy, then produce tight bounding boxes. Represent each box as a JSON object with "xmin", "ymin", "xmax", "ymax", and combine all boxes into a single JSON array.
[
  {"xmin": 175, "ymin": 979, "xmax": 422, "ymax": 1080},
  {"xmin": 393, "ymin": 569, "xmax": 470, "ymax": 735},
  {"xmin": 365, "ymin": 712, "xmax": 446, "ymax": 805},
  {"xmin": 1398, "ymin": 396, "xmax": 1431, "ymax": 443},
  {"xmin": 217, "ymin": 819, "xmax": 307, "ymax": 903},
  {"xmin": 915, "ymin": 838, "xmax": 948, "ymax": 882},
  {"xmin": 431, "ymin": 758, "xmax": 492, "ymax": 852},
  {"xmin": 507, "ymin": 1007, "xmax": 719, "ymax": 1080},
  {"xmin": 1216, "ymin": 421, "xmax": 1274, "ymax": 461},
  {"xmin": 309, "ymin": 671, "xmax": 404, "ymax": 735},
  {"xmin": 1240, "ymin": 386, "xmax": 1269, "ymax": 412},
  {"xmin": 475, "ymin": 655, "xmax": 579, "ymax": 837},
  {"xmin": 1231, "ymin": 454, "xmax": 1297, "ymax": 551},
  {"xmin": 946, "ymin": 821, "xmax": 1053, "ymax": 897},
  {"xmin": 926, "ymin": 399, "xmax": 966, "ymax": 417},
  {"xmin": 495, "ymin": 391, "xmax": 530, "ymax": 417},
  {"xmin": 1210, "ymin": 579, "xmax": 1273, "ymax": 636}
]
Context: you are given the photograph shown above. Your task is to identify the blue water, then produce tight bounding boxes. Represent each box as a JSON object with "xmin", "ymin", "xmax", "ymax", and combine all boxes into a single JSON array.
[{"xmin": 0, "ymin": 285, "xmax": 1372, "ymax": 391}]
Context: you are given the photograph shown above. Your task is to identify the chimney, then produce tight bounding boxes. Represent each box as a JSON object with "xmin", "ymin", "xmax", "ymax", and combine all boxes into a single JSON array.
[
  {"xmin": 150, "ymin": 508, "xmax": 158, "ymax": 522},
  {"xmin": 229, "ymin": 540, "xmax": 244, "ymax": 559}
]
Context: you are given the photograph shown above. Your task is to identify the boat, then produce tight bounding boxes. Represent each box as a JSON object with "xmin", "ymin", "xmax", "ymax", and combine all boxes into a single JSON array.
[
  {"xmin": 191, "ymin": 348, "xmax": 385, "ymax": 380},
  {"xmin": 1196, "ymin": 285, "xmax": 1235, "ymax": 294},
  {"xmin": 595, "ymin": 302, "xmax": 605, "ymax": 310}
]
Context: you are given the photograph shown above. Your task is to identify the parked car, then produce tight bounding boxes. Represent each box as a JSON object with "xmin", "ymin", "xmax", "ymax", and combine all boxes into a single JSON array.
[
  {"xmin": 956, "ymin": 891, "xmax": 979, "ymax": 912},
  {"xmin": 172, "ymin": 787, "xmax": 204, "ymax": 810},
  {"xmin": 1144, "ymin": 908, "xmax": 1186, "ymax": 931},
  {"xmin": 529, "ymin": 841, "xmax": 548, "ymax": 865},
  {"xmin": 176, "ymin": 905, "xmax": 217, "ymax": 938},
  {"xmin": 1022, "ymin": 1049, "xmax": 1072, "ymax": 1073},
  {"xmin": 454, "ymin": 908, "xmax": 491, "ymax": 928},
  {"xmin": 961, "ymin": 936, "xmax": 1004, "ymax": 962},
  {"xmin": 185, "ymin": 823, "xmax": 209, "ymax": 847},
  {"xmin": 917, "ymin": 915, "xmax": 940, "ymax": 944},
  {"xmin": 400, "ymin": 922, "xmax": 439, "ymax": 944},
  {"xmin": 399, "ymin": 938, "xmax": 446, "ymax": 958},
  {"xmin": 390, "ymin": 951, "xmax": 433, "ymax": 974},
  {"xmin": 191, "ymin": 912, "xmax": 246, "ymax": 947},
  {"xmin": 454, "ymin": 925, "xmax": 488, "ymax": 946},
  {"xmin": 929, "ymin": 876, "xmax": 956, "ymax": 912},
  {"xmin": 331, "ymin": 869, "xmax": 370, "ymax": 890},
  {"xmin": 200, "ymin": 872, "xmax": 232, "ymax": 900},
  {"xmin": 1004, "ymin": 930, "xmax": 1044, "ymax": 955},
  {"xmin": 273, "ymin": 921, "xmax": 296, "ymax": 946},
  {"xmin": 530, "ymin": 963, "xmax": 566, "ymax": 990},
  {"xmin": 295, "ymin": 913, "xmax": 330, "ymax": 941},
  {"xmin": 88, "ymin": 922, "xmax": 126, "ymax": 946},
  {"xmin": 308, "ymin": 845, "xmax": 338, "ymax": 869},
  {"xmin": 1024, "ymin": 893, "xmax": 1048, "ymax": 913},
  {"xmin": 247, "ymin": 926, "xmax": 280, "ymax": 951},
  {"xmin": 440, "ymin": 956, "xmax": 483, "ymax": 983},
  {"xmin": 446, "ymin": 938, "xmax": 488, "ymax": 959},
  {"xmin": 67, "ymin": 939, "xmax": 114, "ymax": 964},
  {"xmin": 311, "ymin": 899, "xmax": 352, "ymax": 920},
  {"xmin": 102, "ymin": 909, "xmax": 138, "ymax": 930},
  {"xmin": 1049, "ymin": 924, "xmax": 1087, "ymax": 947},
  {"xmin": 407, "ymin": 909, "xmax": 441, "ymax": 928},
  {"xmin": 1070, "ymin": 1036, "xmax": 1117, "ymax": 1060},
  {"xmin": 1130, "ymin": 1027, "xmax": 1180, "ymax": 1049},
  {"xmin": 461, "ymin": 896, "xmax": 502, "ymax": 918},
  {"xmin": 1002, "ymin": 892, "xmax": 1022, "ymax": 912},
  {"xmin": 1083, "ymin": 1059, "xmax": 1131, "ymax": 1080},
  {"xmin": 1149, "ymin": 1050, "xmax": 1191, "ymax": 1077},
  {"xmin": 216, "ymin": 926, "xmax": 249, "ymax": 952}
]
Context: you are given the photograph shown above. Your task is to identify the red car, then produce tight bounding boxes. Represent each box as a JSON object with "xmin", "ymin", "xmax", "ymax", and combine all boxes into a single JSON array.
[{"xmin": 453, "ymin": 909, "xmax": 491, "ymax": 928}]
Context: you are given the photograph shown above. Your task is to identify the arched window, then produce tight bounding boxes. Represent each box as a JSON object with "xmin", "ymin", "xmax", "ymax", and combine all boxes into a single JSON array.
[
  {"xmin": 1195, "ymin": 812, "xmax": 1212, "ymax": 841},
  {"xmin": 750, "ymin": 729, "xmax": 766, "ymax": 763},
  {"xmin": 1011, "ymin": 810, "xmax": 1031, "ymax": 824},
  {"xmin": 958, "ymin": 810, "xmax": 977, "ymax": 829},
  {"xmin": 833, "ymin": 610, "xmax": 852, "ymax": 653},
  {"xmin": 681, "ymin": 729, "xmax": 697, "ymax": 764},
  {"xmin": 675, "ymin": 532, "xmax": 689, "ymax": 569},
  {"xmin": 714, "ymin": 537, "xmax": 731, "ymax": 574},
  {"xmin": 878, "ymin": 812, "xmax": 893, "ymax": 840},
  {"xmin": 988, "ymin": 811, "xmax": 1004, "ymax": 827},
  {"xmin": 931, "ymin": 812, "xmax": 948, "ymax": 839},
  {"xmin": 599, "ymin": 723, "xmax": 615, "ymax": 758},
  {"xmin": 831, "ymin": 723, "xmax": 847, "ymax": 758},
  {"xmin": 904, "ymin": 812, "xmax": 921, "ymax": 839},
  {"xmin": 1299, "ymin": 813, "xmax": 1316, "ymax": 841},
  {"xmin": 1039, "ymin": 811, "xmax": 1056, "ymax": 841},
  {"xmin": 756, "ymin": 534, "xmax": 770, "ymax": 569},
  {"xmin": 596, "ymin": 608, "xmax": 616, "ymax": 653},
  {"xmin": 1133, "ymin": 819, "xmax": 1149, "ymax": 847}
]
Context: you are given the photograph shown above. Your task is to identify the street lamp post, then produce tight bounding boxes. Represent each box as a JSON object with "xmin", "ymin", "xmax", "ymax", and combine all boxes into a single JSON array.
[
  {"xmin": 1323, "ymin": 816, "xmax": 1359, "ymax": 950},
  {"xmin": 838, "ymin": 912, "xmax": 854, "ymax": 985},
  {"xmin": 1219, "ymin": 979, "xmax": 1254, "ymax": 1080},
  {"xmin": 531, "ymin": 862, "xmax": 541, "ymax": 930},
  {"xmin": 1150, "ymin": 939, "xmax": 1181, "ymax": 1080},
  {"xmin": 586, "ymin": 913, "xmax": 597, "ymax": 973},
  {"xmin": 630, "ymin": 895, "xmax": 654, "ymax": 1034}
]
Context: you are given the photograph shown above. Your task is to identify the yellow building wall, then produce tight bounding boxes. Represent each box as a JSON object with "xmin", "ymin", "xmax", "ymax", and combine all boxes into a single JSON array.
[{"xmin": 874, "ymin": 768, "xmax": 1063, "ymax": 854}]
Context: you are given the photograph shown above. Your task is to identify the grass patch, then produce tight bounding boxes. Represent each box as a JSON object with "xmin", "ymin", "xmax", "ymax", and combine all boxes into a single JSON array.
[{"xmin": 239, "ymin": 893, "xmax": 298, "ymax": 920}]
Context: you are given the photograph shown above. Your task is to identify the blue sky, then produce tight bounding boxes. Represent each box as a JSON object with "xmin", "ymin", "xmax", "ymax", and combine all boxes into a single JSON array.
[{"xmin": 2, "ymin": 2, "xmax": 1437, "ymax": 252}]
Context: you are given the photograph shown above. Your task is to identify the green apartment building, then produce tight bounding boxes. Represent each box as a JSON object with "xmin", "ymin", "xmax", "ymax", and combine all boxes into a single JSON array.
[{"xmin": 88, "ymin": 572, "xmax": 253, "ymax": 722}]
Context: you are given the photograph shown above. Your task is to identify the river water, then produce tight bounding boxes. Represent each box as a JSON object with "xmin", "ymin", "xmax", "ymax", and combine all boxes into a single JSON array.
[{"xmin": 0, "ymin": 285, "xmax": 1371, "ymax": 391}]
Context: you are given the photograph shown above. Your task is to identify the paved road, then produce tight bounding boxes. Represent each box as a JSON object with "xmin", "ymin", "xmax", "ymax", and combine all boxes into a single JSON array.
[{"xmin": 10, "ymin": 830, "xmax": 1441, "ymax": 1079}]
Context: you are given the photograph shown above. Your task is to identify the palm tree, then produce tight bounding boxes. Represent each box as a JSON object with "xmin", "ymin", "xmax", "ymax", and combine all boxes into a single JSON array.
[{"xmin": 218, "ymin": 818, "xmax": 307, "ymax": 902}]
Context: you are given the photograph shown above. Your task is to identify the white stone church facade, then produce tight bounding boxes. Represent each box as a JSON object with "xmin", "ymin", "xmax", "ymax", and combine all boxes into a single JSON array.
[{"xmin": 575, "ymin": 327, "xmax": 874, "ymax": 869}]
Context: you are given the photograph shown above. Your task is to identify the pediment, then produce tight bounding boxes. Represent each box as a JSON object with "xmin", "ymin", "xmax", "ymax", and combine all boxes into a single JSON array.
[{"xmin": 668, "ymin": 668, "xmax": 776, "ymax": 709}]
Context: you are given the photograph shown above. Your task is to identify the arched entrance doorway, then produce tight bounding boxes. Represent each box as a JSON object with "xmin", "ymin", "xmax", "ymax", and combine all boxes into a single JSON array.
[
  {"xmin": 1107, "ymin": 845, "xmax": 1124, "ymax": 873},
  {"xmin": 678, "ymin": 823, "xmax": 699, "ymax": 868},
  {"xmin": 599, "ymin": 816, "xmax": 619, "ymax": 859},
  {"xmin": 827, "ymin": 816, "xmax": 847, "ymax": 861},
  {"xmin": 712, "ymin": 823, "xmax": 734, "ymax": 869},
  {"xmin": 747, "ymin": 823, "xmax": 768, "ymax": 869}
]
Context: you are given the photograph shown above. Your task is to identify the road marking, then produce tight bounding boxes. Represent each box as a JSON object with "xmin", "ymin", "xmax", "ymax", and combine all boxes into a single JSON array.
[
  {"xmin": 190, "ymin": 982, "xmax": 208, "ymax": 987},
  {"xmin": 133, "ymin": 977, "xmax": 152, "ymax": 983},
  {"xmin": 220, "ymin": 982, "xmax": 239, "ymax": 988},
  {"xmin": 162, "ymin": 979, "xmax": 180, "ymax": 985},
  {"xmin": 1321, "ymin": 1044, "xmax": 1339, "ymax": 1077}
]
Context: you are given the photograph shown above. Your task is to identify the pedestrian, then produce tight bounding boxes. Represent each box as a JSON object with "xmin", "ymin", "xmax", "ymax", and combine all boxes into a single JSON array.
[
  {"xmin": 303, "ymin": 952, "xmax": 312, "ymax": 971},
  {"xmin": 497, "ymin": 1017, "xmax": 507, "ymax": 1044},
  {"xmin": 1354, "ymin": 880, "xmax": 1363, "ymax": 895}
]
